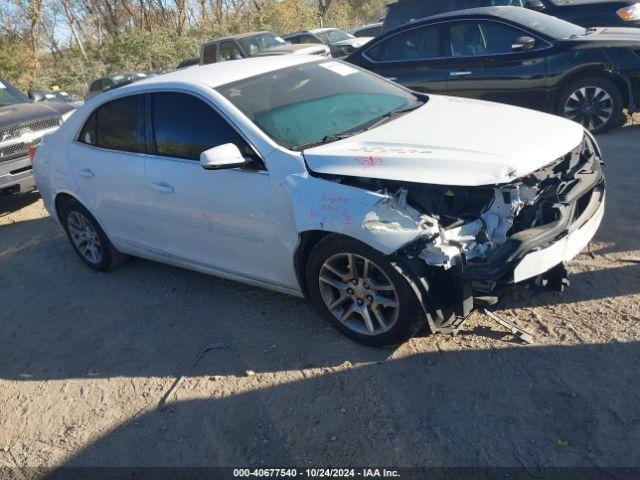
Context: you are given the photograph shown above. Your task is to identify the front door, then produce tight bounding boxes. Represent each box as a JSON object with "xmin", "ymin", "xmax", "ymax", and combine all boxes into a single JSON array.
[
  {"xmin": 144, "ymin": 92, "xmax": 280, "ymax": 284},
  {"xmin": 444, "ymin": 19, "xmax": 550, "ymax": 110}
]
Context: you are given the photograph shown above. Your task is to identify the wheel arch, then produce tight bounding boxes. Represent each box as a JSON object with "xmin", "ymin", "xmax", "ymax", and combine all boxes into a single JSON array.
[
  {"xmin": 54, "ymin": 192, "xmax": 79, "ymax": 225},
  {"xmin": 293, "ymin": 230, "xmax": 333, "ymax": 297},
  {"xmin": 554, "ymin": 67, "xmax": 631, "ymax": 111}
]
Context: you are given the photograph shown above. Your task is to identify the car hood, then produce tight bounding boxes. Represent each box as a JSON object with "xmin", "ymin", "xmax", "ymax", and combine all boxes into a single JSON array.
[
  {"xmin": 254, "ymin": 43, "xmax": 329, "ymax": 56},
  {"xmin": 303, "ymin": 95, "xmax": 585, "ymax": 187},
  {"xmin": 580, "ymin": 26, "xmax": 640, "ymax": 43},
  {"xmin": 0, "ymin": 102, "xmax": 72, "ymax": 130}
]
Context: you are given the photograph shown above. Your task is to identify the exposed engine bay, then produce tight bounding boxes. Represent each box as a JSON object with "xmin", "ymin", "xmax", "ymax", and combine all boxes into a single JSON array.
[{"xmin": 314, "ymin": 133, "xmax": 604, "ymax": 288}]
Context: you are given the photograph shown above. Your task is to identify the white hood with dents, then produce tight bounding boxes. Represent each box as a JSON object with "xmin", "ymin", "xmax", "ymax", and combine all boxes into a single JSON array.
[{"xmin": 303, "ymin": 94, "xmax": 585, "ymax": 187}]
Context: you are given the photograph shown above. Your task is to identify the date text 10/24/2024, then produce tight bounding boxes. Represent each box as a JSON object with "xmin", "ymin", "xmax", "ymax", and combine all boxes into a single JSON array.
[{"xmin": 233, "ymin": 468, "xmax": 401, "ymax": 478}]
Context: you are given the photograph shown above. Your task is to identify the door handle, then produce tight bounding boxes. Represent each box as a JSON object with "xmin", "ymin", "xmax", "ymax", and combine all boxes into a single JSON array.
[
  {"xmin": 151, "ymin": 181, "xmax": 174, "ymax": 194},
  {"xmin": 78, "ymin": 167, "xmax": 95, "ymax": 178},
  {"xmin": 450, "ymin": 71, "xmax": 472, "ymax": 77}
]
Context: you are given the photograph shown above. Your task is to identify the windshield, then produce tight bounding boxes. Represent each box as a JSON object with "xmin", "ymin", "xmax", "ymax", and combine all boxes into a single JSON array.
[
  {"xmin": 239, "ymin": 33, "xmax": 288, "ymax": 55},
  {"xmin": 0, "ymin": 79, "xmax": 29, "ymax": 107},
  {"xmin": 216, "ymin": 61, "xmax": 421, "ymax": 150},
  {"xmin": 314, "ymin": 29, "xmax": 353, "ymax": 44},
  {"xmin": 502, "ymin": 7, "xmax": 587, "ymax": 39}
]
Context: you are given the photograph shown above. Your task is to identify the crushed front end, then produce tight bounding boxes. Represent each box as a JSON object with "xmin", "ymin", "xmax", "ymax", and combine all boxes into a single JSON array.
[{"xmin": 393, "ymin": 133, "xmax": 606, "ymax": 324}]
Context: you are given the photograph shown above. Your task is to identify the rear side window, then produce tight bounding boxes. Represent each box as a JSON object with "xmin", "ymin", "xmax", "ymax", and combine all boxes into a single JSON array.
[
  {"xmin": 79, "ymin": 95, "xmax": 146, "ymax": 153},
  {"xmin": 220, "ymin": 41, "xmax": 243, "ymax": 61},
  {"xmin": 151, "ymin": 92, "xmax": 252, "ymax": 161},
  {"xmin": 366, "ymin": 25, "xmax": 441, "ymax": 62},
  {"xmin": 202, "ymin": 44, "xmax": 217, "ymax": 64}
]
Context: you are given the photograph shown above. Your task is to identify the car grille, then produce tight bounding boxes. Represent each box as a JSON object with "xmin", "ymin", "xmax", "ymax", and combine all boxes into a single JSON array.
[{"xmin": 0, "ymin": 116, "xmax": 61, "ymax": 162}]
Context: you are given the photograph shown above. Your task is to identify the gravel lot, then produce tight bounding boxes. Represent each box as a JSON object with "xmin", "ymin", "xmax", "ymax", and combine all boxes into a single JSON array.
[{"xmin": 0, "ymin": 117, "xmax": 639, "ymax": 477}]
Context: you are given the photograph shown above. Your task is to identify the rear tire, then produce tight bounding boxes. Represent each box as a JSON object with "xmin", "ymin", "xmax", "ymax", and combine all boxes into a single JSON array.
[
  {"xmin": 306, "ymin": 234, "xmax": 425, "ymax": 347},
  {"xmin": 61, "ymin": 199, "xmax": 128, "ymax": 271},
  {"xmin": 558, "ymin": 77, "xmax": 625, "ymax": 134}
]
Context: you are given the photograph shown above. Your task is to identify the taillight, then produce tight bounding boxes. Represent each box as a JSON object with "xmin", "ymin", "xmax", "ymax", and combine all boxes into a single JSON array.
[{"xmin": 28, "ymin": 146, "xmax": 38, "ymax": 163}]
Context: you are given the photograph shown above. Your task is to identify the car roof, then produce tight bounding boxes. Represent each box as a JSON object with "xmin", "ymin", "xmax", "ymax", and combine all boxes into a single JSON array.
[
  {"xmin": 121, "ymin": 55, "xmax": 322, "ymax": 91},
  {"xmin": 408, "ymin": 5, "xmax": 519, "ymax": 23},
  {"xmin": 203, "ymin": 31, "xmax": 273, "ymax": 44}
]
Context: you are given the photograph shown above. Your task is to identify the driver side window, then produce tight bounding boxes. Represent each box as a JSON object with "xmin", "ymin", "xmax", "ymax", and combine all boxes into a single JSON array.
[
  {"xmin": 448, "ymin": 21, "xmax": 529, "ymax": 57},
  {"xmin": 150, "ymin": 92, "xmax": 261, "ymax": 167}
]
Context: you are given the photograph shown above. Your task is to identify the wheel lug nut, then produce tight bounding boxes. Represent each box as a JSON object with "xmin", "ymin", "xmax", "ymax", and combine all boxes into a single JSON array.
[
  {"xmin": 347, "ymin": 288, "xmax": 354, "ymax": 295},
  {"xmin": 357, "ymin": 299, "xmax": 364, "ymax": 306}
]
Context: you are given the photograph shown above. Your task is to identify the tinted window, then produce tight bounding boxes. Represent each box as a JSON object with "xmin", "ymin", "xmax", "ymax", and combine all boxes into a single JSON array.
[
  {"xmin": 151, "ymin": 92, "xmax": 252, "ymax": 161},
  {"xmin": 300, "ymin": 34, "xmax": 319, "ymax": 44},
  {"xmin": 202, "ymin": 44, "xmax": 217, "ymax": 64},
  {"xmin": 95, "ymin": 95, "xmax": 146, "ymax": 153},
  {"xmin": 366, "ymin": 25, "xmax": 440, "ymax": 62},
  {"xmin": 220, "ymin": 41, "xmax": 243, "ymax": 61},
  {"xmin": 449, "ymin": 21, "xmax": 524, "ymax": 57}
]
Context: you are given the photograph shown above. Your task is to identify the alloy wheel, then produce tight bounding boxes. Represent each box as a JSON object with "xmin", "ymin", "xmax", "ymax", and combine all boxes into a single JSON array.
[
  {"xmin": 563, "ymin": 86, "xmax": 613, "ymax": 131},
  {"xmin": 67, "ymin": 211, "xmax": 103, "ymax": 264},
  {"xmin": 318, "ymin": 253, "xmax": 400, "ymax": 336}
]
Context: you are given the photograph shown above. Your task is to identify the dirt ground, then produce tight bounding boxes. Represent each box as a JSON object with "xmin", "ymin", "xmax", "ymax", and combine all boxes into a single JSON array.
[{"xmin": 1, "ymin": 116, "xmax": 639, "ymax": 478}]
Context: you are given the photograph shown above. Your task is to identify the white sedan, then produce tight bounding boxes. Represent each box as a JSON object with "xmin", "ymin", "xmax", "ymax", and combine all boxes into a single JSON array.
[{"xmin": 33, "ymin": 56, "xmax": 605, "ymax": 346}]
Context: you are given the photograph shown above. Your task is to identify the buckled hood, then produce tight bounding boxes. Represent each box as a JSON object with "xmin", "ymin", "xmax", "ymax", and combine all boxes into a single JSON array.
[{"xmin": 303, "ymin": 95, "xmax": 585, "ymax": 187}]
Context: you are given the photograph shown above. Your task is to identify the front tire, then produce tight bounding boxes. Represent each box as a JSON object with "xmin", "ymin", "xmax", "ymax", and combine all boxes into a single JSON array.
[
  {"xmin": 306, "ymin": 235, "xmax": 425, "ymax": 346},
  {"xmin": 61, "ymin": 199, "xmax": 128, "ymax": 271},
  {"xmin": 559, "ymin": 77, "xmax": 625, "ymax": 134}
]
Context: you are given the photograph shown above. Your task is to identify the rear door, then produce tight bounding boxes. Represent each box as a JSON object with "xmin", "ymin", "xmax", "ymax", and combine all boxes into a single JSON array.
[
  {"xmin": 444, "ymin": 19, "xmax": 550, "ymax": 109},
  {"xmin": 357, "ymin": 23, "xmax": 448, "ymax": 94},
  {"xmin": 68, "ymin": 94, "xmax": 163, "ymax": 252}
]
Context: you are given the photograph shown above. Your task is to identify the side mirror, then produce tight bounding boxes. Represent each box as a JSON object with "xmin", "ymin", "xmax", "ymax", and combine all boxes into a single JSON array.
[
  {"xmin": 512, "ymin": 36, "xmax": 536, "ymax": 52},
  {"xmin": 29, "ymin": 90, "xmax": 45, "ymax": 102},
  {"xmin": 230, "ymin": 51, "xmax": 244, "ymax": 60},
  {"xmin": 200, "ymin": 143, "xmax": 249, "ymax": 170},
  {"xmin": 525, "ymin": 0, "xmax": 546, "ymax": 11}
]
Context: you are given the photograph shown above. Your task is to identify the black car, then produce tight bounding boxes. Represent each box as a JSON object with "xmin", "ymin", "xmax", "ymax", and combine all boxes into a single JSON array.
[
  {"xmin": 0, "ymin": 77, "xmax": 74, "ymax": 195},
  {"xmin": 383, "ymin": 0, "xmax": 640, "ymax": 32},
  {"xmin": 347, "ymin": 6, "xmax": 640, "ymax": 132}
]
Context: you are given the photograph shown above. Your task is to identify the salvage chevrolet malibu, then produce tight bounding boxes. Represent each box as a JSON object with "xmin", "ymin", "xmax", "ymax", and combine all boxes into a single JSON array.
[{"xmin": 32, "ymin": 56, "xmax": 605, "ymax": 346}]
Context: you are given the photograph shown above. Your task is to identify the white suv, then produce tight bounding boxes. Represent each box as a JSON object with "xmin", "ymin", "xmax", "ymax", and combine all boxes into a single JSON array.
[{"xmin": 33, "ymin": 56, "xmax": 605, "ymax": 346}]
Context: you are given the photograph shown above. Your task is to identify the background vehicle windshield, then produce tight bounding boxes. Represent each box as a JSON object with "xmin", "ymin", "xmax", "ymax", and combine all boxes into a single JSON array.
[
  {"xmin": 0, "ymin": 79, "xmax": 29, "ymax": 107},
  {"xmin": 239, "ymin": 33, "xmax": 288, "ymax": 55},
  {"xmin": 216, "ymin": 61, "xmax": 419, "ymax": 150},
  {"xmin": 502, "ymin": 7, "xmax": 587, "ymax": 39},
  {"xmin": 315, "ymin": 29, "xmax": 353, "ymax": 43}
]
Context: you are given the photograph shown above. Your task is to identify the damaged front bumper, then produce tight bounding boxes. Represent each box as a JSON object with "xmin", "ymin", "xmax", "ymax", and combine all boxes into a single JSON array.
[
  {"xmin": 392, "ymin": 133, "xmax": 606, "ymax": 325},
  {"xmin": 460, "ymin": 161, "xmax": 605, "ymax": 285}
]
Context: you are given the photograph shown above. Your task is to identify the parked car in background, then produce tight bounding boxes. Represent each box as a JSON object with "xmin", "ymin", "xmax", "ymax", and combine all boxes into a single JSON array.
[
  {"xmin": 353, "ymin": 22, "xmax": 383, "ymax": 38},
  {"xmin": 177, "ymin": 57, "xmax": 199, "ymax": 69},
  {"xmin": 0, "ymin": 77, "xmax": 74, "ymax": 195},
  {"xmin": 86, "ymin": 72, "xmax": 148, "ymax": 100},
  {"xmin": 383, "ymin": 0, "xmax": 640, "ymax": 33},
  {"xmin": 33, "ymin": 56, "xmax": 605, "ymax": 346},
  {"xmin": 283, "ymin": 28, "xmax": 373, "ymax": 58},
  {"xmin": 29, "ymin": 89, "xmax": 84, "ymax": 107},
  {"xmin": 348, "ymin": 6, "xmax": 640, "ymax": 132},
  {"xmin": 199, "ymin": 31, "xmax": 329, "ymax": 65}
]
